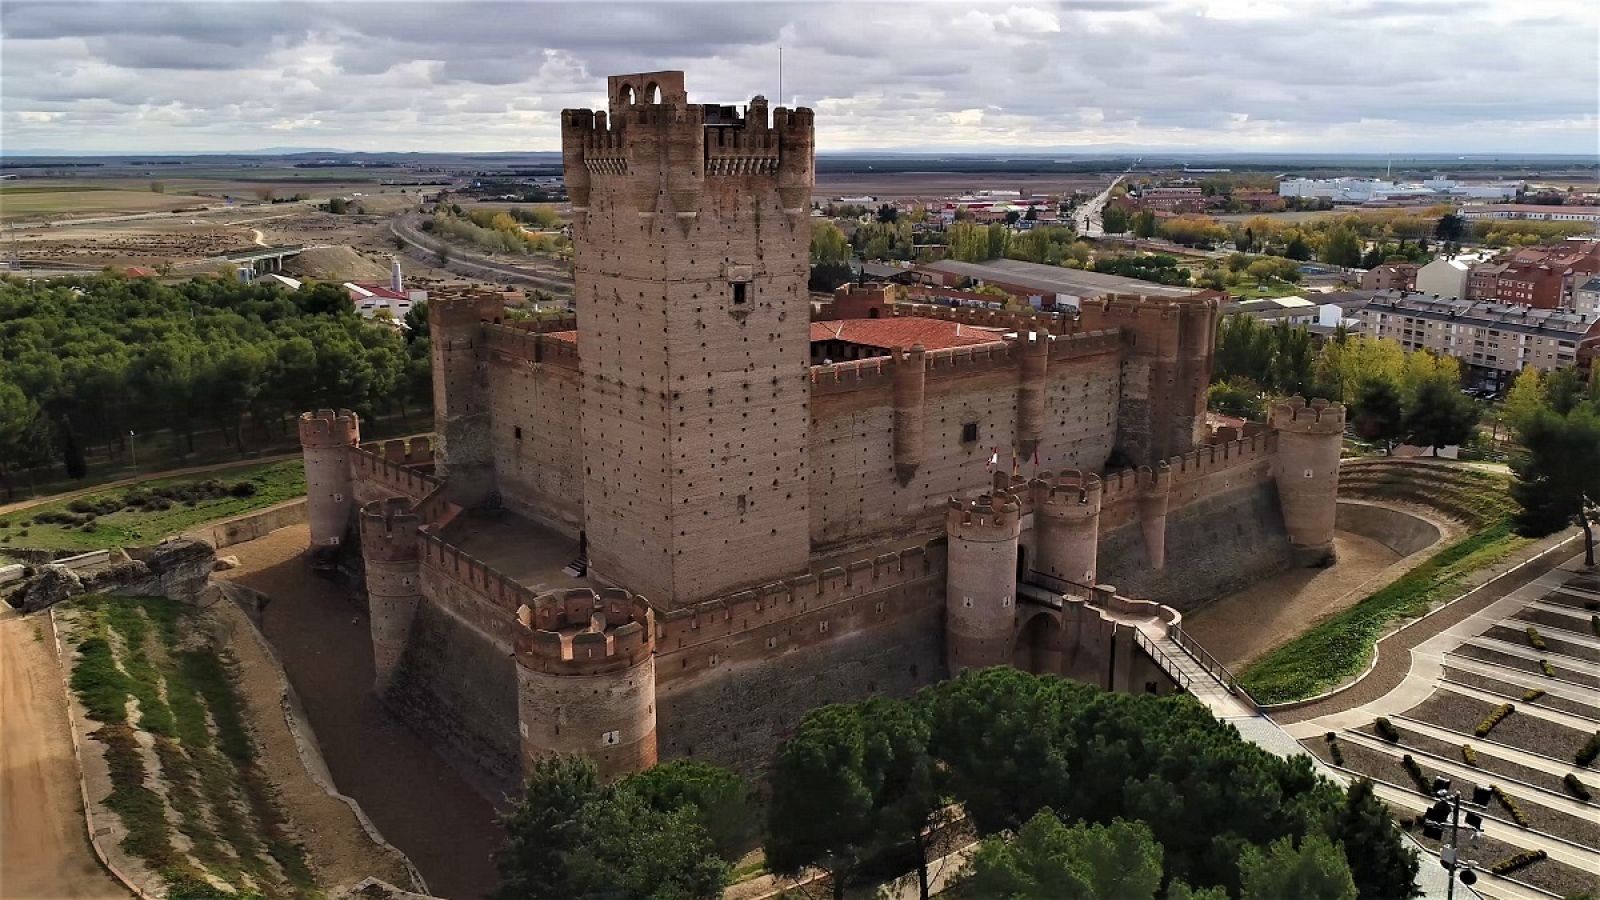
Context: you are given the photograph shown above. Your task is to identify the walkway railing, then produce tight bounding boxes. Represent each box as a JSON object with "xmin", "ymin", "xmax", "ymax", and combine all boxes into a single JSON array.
[
  {"xmin": 1170, "ymin": 624, "xmax": 1256, "ymax": 707},
  {"xmin": 1133, "ymin": 628, "xmax": 1192, "ymax": 693}
]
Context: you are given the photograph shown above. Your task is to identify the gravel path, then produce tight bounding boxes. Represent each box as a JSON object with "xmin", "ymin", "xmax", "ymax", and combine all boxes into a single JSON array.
[{"xmin": 220, "ymin": 524, "xmax": 502, "ymax": 899}]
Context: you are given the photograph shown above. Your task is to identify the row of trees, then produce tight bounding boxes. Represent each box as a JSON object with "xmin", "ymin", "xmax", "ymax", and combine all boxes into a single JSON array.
[
  {"xmin": 490, "ymin": 669, "xmax": 1418, "ymax": 900},
  {"xmin": 1506, "ymin": 367, "xmax": 1600, "ymax": 567},
  {"xmin": 0, "ymin": 275, "xmax": 432, "ymax": 494},
  {"xmin": 425, "ymin": 206, "xmax": 569, "ymax": 256}
]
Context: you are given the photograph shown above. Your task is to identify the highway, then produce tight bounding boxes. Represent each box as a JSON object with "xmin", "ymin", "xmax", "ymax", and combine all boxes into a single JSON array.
[
  {"xmin": 1072, "ymin": 159, "xmax": 1138, "ymax": 238},
  {"xmin": 390, "ymin": 214, "xmax": 574, "ymax": 294}
]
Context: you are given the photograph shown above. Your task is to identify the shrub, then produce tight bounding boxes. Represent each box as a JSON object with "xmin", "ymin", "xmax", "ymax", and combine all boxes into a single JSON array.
[
  {"xmin": 1474, "ymin": 704, "xmax": 1514, "ymax": 738},
  {"xmin": 16, "ymin": 529, "xmax": 28, "ymax": 537},
  {"xmin": 1461, "ymin": 745, "xmax": 1478, "ymax": 767},
  {"xmin": 1525, "ymin": 626, "xmax": 1546, "ymax": 650},
  {"xmin": 67, "ymin": 498, "xmax": 94, "ymax": 513},
  {"xmin": 1591, "ymin": 614, "xmax": 1599, "ymax": 637},
  {"xmin": 1521, "ymin": 688, "xmax": 1545, "ymax": 703},
  {"xmin": 1491, "ymin": 785, "xmax": 1529, "ymax": 827},
  {"xmin": 1374, "ymin": 717, "xmax": 1401, "ymax": 742},
  {"xmin": 0, "ymin": 519, "xmax": 9, "ymax": 528},
  {"xmin": 1323, "ymin": 732, "xmax": 1345, "ymax": 767},
  {"xmin": 229, "ymin": 481, "xmax": 257, "ymax": 498},
  {"xmin": 1400, "ymin": 754, "xmax": 1431, "ymax": 794},
  {"xmin": 1489, "ymin": 849, "xmax": 1546, "ymax": 875},
  {"xmin": 1563, "ymin": 773, "xmax": 1592, "ymax": 802},
  {"xmin": 1539, "ymin": 659, "xmax": 1556, "ymax": 677},
  {"xmin": 1578, "ymin": 732, "xmax": 1600, "ymax": 767}
]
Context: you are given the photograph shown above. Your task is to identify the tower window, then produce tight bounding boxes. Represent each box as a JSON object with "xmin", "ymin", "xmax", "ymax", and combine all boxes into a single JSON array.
[
  {"xmin": 514, "ymin": 426, "xmax": 523, "ymax": 440},
  {"xmin": 961, "ymin": 422, "xmax": 979, "ymax": 443},
  {"xmin": 732, "ymin": 282, "xmax": 748, "ymax": 305}
]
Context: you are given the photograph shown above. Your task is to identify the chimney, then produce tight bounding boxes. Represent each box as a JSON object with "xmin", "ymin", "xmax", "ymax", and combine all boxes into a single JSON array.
[{"xmin": 391, "ymin": 257, "xmax": 403, "ymax": 293}]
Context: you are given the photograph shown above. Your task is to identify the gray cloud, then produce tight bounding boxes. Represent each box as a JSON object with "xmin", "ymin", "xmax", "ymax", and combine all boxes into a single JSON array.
[{"xmin": 1, "ymin": 0, "xmax": 1595, "ymax": 154}]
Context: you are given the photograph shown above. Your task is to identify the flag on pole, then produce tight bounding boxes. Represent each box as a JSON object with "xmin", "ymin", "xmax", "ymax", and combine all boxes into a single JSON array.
[
  {"xmin": 1011, "ymin": 448, "xmax": 1020, "ymax": 478},
  {"xmin": 1032, "ymin": 445, "xmax": 1040, "ymax": 467},
  {"xmin": 986, "ymin": 447, "xmax": 999, "ymax": 471}
]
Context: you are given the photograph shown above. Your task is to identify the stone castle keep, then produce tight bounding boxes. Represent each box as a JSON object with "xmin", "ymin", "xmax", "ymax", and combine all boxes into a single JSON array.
[{"xmin": 298, "ymin": 71, "xmax": 1346, "ymax": 785}]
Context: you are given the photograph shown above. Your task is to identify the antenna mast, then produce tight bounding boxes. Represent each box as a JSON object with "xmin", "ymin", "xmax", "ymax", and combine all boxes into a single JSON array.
[{"xmin": 778, "ymin": 46, "xmax": 783, "ymax": 107}]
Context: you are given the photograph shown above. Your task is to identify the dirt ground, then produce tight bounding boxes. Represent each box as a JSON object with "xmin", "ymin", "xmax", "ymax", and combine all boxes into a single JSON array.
[
  {"xmin": 218, "ymin": 525, "xmax": 502, "ymax": 900},
  {"xmin": 0, "ymin": 605, "xmax": 128, "ymax": 900},
  {"xmin": 1183, "ymin": 529, "xmax": 1405, "ymax": 669},
  {"xmin": 213, "ymin": 596, "xmax": 418, "ymax": 892}
]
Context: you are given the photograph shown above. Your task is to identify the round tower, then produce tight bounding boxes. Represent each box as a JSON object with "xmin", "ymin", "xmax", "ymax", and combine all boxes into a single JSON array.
[
  {"xmin": 945, "ymin": 493, "xmax": 1022, "ymax": 674},
  {"xmin": 514, "ymin": 588, "xmax": 657, "ymax": 780},
  {"xmin": 359, "ymin": 497, "xmax": 422, "ymax": 696},
  {"xmin": 1016, "ymin": 330, "xmax": 1050, "ymax": 459},
  {"xmin": 1136, "ymin": 463, "xmax": 1173, "ymax": 569},
  {"xmin": 297, "ymin": 409, "xmax": 360, "ymax": 548},
  {"xmin": 1270, "ymin": 396, "xmax": 1346, "ymax": 566},
  {"xmin": 892, "ymin": 344, "xmax": 926, "ymax": 486},
  {"xmin": 429, "ymin": 294, "xmax": 499, "ymax": 508},
  {"xmin": 1030, "ymin": 470, "xmax": 1101, "ymax": 588}
]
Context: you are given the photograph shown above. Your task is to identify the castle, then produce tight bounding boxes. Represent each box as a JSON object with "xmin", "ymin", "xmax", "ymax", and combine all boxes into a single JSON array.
[{"xmin": 298, "ymin": 71, "xmax": 1346, "ymax": 786}]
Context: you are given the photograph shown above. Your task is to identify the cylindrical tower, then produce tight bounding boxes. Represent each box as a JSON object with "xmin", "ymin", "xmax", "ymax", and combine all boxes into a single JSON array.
[
  {"xmin": 297, "ymin": 409, "xmax": 360, "ymax": 549},
  {"xmin": 359, "ymin": 497, "xmax": 422, "ymax": 695},
  {"xmin": 1030, "ymin": 470, "xmax": 1102, "ymax": 588},
  {"xmin": 515, "ymin": 588, "xmax": 657, "ymax": 780},
  {"xmin": 945, "ymin": 493, "xmax": 1022, "ymax": 674},
  {"xmin": 1017, "ymin": 330, "xmax": 1050, "ymax": 458},
  {"xmin": 892, "ymin": 344, "xmax": 926, "ymax": 486},
  {"xmin": 1271, "ymin": 396, "xmax": 1345, "ymax": 566},
  {"xmin": 1136, "ymin": 463, "xmax": 1173, "ymax": 569}
]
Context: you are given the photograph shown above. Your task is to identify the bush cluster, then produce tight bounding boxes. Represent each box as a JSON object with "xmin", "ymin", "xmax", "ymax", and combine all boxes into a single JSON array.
[
  {"xmin": 1562, "ymin": 773, "xmax": 1592, "ymax": 802},
  {"xmin": 1577, "ymin": 732, "xmax": 1600, "ymax": 767},
  {"xmin": 1473, "ymin": 704, "xmax": 1514, "ymax": 738},
  {"xmin": 1590, "ymin": 614, "xmax": 1599, "ymax": 637},
  {"xmin": 1524, "ymin": 626, "xmax": 1546, "ymax": 650},
  {"xmin": 26, "ymin": 479, "xmax": 257, "ymax": 529},
  {"xmin": 1400, "ymin": 754, "xmax": 1431, "ymax": 794},
  {"xmin": 1490, "ymin": 785, "xmax": 1530, "ymax": 827},
  {"xmin": 1460, "ymin": 745, "xmax": 1478, "ymax": 767},
  {"xmin": 1323, "ymin": 732, "xmax": 1345, "ymax": 767},
  {"xmin": 1374, "ymin": 717, "xmax": 1401, "ymax": 742},
  {"xmin": 1539, "ymin": 659, "xmax": 1557, "ymax": 677},
  {"xmin": 1488, "ymin": 849, "xmax": 1546, "ymax": 876},
  {"xmin": 1520, "ymin": 688, "xmax": 1546, "ymax": 703}
]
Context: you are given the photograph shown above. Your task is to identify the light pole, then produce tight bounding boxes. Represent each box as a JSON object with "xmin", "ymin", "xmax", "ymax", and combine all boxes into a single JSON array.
[
  {"xmin": 129, "ymin": 431, "xmax": 138, "ymax": 475},
  {"xmin": 1421, "ymin": 777, "xmax": 1490, "ymax": 900}
]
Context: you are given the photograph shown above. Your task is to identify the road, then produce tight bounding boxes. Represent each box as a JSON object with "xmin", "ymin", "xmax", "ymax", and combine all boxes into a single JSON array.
[
  {"xmin": 0, "ymin": 450, "xmax": 302, "ymax": 517},
  {"xmin": 391, "ymin": 215, "xmax": 574, "ymax": 294},
  {"xmin": 1072, "ymin": 163, "xmax": 1134, "ymax": 237},
  {"xmin": 0, "ymin": 605, "xmax": 128, "ymax": 899}
]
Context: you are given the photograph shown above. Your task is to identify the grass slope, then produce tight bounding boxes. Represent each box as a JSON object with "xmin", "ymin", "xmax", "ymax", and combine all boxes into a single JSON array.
[
  {"xmin": 66, "ymin": 595, "xmax": 316, "ymax": 899},
  {"xmin": 1241, "ymin": 463, "xmax": 1529, "ymax": 704},
  {"xmin": 0, "ymin": 460, "xmax": 304, "ymax": 552}
]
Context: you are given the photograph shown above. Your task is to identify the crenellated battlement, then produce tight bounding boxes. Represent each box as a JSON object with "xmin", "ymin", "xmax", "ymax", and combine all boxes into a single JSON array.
[
  {"xmin": 418, "ymin": 531, "xmax": 537, "ymax": 616},
  {"xmin": 350, "ymin": 442, "xmax": 444, "ymax": 501},
  {"xmin": 1168, "ymin": 430, "xmax": 1278, "ymax": 477},
  {"xmin": 378, "ymin": 436, "xmax": 433, "ymax": 467},
  {"xmin": 924, "ymin": 342, "xmax": 1017, "ymax": 379},
  {"xmin": 946, "ymin": 493, "xmax": 1023, "ymax": 539},
  {"xmin": 297, "ymin": 408, "xmax": 360, "ymax": 448},
  {"xmin": 1031, "ymin": 469, "xmax": 1103, "ymax": 516},
  {"xmin": 359, "ymin": 497, "xmax": 421, "ymax": 562},
  {"xmin": 654, "ymin": 537, "xmax": 943, "ymax": 651},
  {"xmin": 1271, "ymin": 396, "xmax": 1346, "ymax": 435},
  {"xmin": 514, "ymin": 587, "xmax": 655, "ymax": 676},
  {"xmin": 483, "ymin": 322, "xmax": 582, "ymax": 370},
  {"xmin": 891, "ymin": 301, "xmax": 1068, "ymax": 335},
  {"xmin": 429, "ymin": 291, "xmax": 501, "ymax": 330},
  {"xmin": 809, "ymin": 355, "xmax": 897, "ymax": 395}
]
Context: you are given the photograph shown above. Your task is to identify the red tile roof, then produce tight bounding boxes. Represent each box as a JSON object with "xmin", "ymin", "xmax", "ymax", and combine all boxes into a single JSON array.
[
  {"xmin": 809, "ymin": 316, "xmax": 1007, "ymax": 351},
  {"xmin": 546, "ymin": 330, "xmax": 577, "ymax": 343}
]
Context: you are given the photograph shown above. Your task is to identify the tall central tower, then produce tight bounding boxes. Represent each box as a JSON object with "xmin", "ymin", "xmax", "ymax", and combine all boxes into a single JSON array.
[{"xmin": 562, "ymin": 72, "xmax": 815, "ymax": 604}]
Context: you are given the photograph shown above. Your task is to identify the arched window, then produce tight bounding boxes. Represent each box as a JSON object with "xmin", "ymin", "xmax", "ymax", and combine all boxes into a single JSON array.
[
  {"xmin": 644, "ymin": 82, "xmax": 662, "ymax": 104},
  {"xmin": 619, "ymin": 84, "xmax": 637, "ymax": 105}
]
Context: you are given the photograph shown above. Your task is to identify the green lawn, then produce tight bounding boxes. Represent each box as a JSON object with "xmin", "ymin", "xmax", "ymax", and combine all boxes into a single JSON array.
[{"xmin": 0, "ymin": 460, "xmax": 304, "ymax": 553}]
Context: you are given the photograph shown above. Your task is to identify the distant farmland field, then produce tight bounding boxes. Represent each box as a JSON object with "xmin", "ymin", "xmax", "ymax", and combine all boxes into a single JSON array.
[{"xmin": 0, "ymin": 183, "xmax": 213, "ymax": 220}]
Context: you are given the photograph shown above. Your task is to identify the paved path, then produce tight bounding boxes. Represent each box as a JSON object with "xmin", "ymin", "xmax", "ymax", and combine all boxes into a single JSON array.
[{"xmin": 0, "ymin": 605, "xmax": 128, "ymax": 899}]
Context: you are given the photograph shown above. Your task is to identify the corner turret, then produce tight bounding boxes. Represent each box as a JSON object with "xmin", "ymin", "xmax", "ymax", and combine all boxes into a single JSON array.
[
  {"xmin": 945, "ymin": 492, "xmax": 1022, "ymax": 673},
  {"xmin": 892, "ymin": 345, "xmax": 926, "ymax": 485},
  {"xmin": 514, "ymin": 588, "xmax": 657, "ymax": 779},
  {"xmin": 298, "ymin": 409, "xmax": 360, "ymax": 548},
  {"xmin": 430, "ymin": 293, "xmax": 501, "ymax": 508},
  {"xmin": 1030, "ymin": 470, "xmax": 1102, "ymax": 587},
  {"xmin": 1270, "ymin": 396, "xmax": 1345, "ymax": 566},
  {"xmin": 359, "ymin": 497, "xmax": 422, "ymax": 695}
]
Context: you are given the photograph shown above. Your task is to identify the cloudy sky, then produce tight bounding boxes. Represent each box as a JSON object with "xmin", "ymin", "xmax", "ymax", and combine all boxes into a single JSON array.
[{"xmin": 2, "ymin": 0, "xmax": 1597, "ymax": 155}]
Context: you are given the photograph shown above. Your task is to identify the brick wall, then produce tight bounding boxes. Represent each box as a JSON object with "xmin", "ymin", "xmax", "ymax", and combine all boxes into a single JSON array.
[{"xmin": 487, "ymin": 355, "xmax": 585, "ymax": 533}]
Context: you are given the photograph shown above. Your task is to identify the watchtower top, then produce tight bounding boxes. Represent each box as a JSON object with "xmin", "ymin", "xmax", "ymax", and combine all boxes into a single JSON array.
[{"xmin": 607, "ymin": 71, "xmax": 688, "ymax": 116}]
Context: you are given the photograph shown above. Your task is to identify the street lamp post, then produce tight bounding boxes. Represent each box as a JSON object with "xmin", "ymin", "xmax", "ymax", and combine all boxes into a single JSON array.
[{"xmin": 1421, "ymin": 777, "xmax": 1490, "ymax": 900}]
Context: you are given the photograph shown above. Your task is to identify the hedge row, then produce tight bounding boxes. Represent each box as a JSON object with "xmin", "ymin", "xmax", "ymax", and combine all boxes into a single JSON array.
[{"xmin": 1473, "ymin": 703, "xmax": 1514, "ymax": 738}]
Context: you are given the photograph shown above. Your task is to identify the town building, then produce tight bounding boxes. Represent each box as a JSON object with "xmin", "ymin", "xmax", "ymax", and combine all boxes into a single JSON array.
[
  {"xmin": 1416, "ymin": 257, "xmax": 1474, "ymax": 300},
  {"xmin": 912, "ymin": 257, "xmax": 1214, "ymax": 310},
  {"xmin": 1458, "ymin": 204, "xmax": 1600, "ymax": 224},
  {"xmin": 1575, "ymin": 276, "xmax": 1600, "ymax": 320},
  {"xmin": 344, "ymin": 260, "xmax": 427, "ymax": 324},
  {"xmin": 1361, "ymin": 263, "xmax": 1418, "ymax": 292},
  {"xmin": 1354, "ymin": 293, "xmax": 1600, "ymax": 390},
  {"xmin": 298, "ymin": 72, "xmax": 1344, "ymax": 787},
  {"xmin": 1277, "ymin": 177, "xmax": 1519, "ymax": 204}
]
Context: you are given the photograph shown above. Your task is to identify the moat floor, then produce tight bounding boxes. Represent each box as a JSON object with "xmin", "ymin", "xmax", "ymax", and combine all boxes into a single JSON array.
[
  {"xmin": 220, "ymin": 524, "xmax": 502, "ymax": 900},
  {"xmin": 1183, "ymin": 529, "xmax": 1403, "ymax": 670}
]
